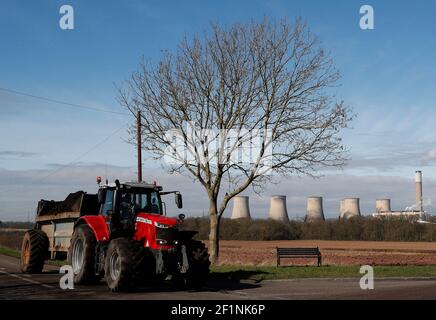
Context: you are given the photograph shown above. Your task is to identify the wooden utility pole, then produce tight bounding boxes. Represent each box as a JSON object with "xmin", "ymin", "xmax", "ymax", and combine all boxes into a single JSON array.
[{"xmin": 137, "ymin": 110, "xmax": 142, "ymax": 182}]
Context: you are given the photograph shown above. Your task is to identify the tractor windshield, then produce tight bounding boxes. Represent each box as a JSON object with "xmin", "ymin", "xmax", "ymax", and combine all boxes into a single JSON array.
[{"xmin": 119, "ymin": 189, "xmax": 162, "ymax": 219}]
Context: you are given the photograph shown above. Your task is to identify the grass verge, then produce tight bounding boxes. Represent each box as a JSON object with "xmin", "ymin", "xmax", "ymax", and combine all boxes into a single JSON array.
[
  {"xmin": 0, "ymin": 246, "xmax": 65, "ymax": 266},
  {"xmin": 211, "ymin": 265, "xmax": 436, "ymax": 282},
  {"xmin": 0, "ymin": 246, "xmax": 20, "ymax": 258}
]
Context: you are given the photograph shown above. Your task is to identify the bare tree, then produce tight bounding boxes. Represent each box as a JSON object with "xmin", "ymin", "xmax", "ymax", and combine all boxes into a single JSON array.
[{"xmin": 118, "ymin": 18, "xmax": 352, "ymax": 264}]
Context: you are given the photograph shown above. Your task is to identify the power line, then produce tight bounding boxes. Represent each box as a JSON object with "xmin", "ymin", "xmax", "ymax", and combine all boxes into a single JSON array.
[
  {"xmin": 38, "ymin": 123, "xmax": 129, "ymax": 182},
  {"xmin": 0, "ymin": 122, "xmax": 130, "ymax": 194},
  {"xmin": 0, "ymin": 87, "xmax": 129, "ymax": 116}
]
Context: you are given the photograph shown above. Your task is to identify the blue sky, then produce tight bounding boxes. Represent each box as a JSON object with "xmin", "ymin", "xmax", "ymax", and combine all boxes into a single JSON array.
[{"xmin": 1, "ymin": 0, "xmax": 436, "ymax": 220}]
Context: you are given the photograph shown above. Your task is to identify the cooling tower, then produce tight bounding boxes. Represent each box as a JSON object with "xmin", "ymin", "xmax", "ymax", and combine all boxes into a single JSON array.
[
  {"xmin": 339, "ymin": 199, "xmax": 345, "ymax": 218},
  {"xmin": 375, "ymin": 199, "xmax": 391, "ymax": 213},
  {"xmin": 416, "ymin": 171, "xmax": 423, "ymax": 212},
  {"xmin": 231, "ymin": 196, "xmax": 251, "ymax": 219},
  {"xmin": 305, "ymin": 197, "xmax": 325, "ymax": 222},
  {"xmin": 339, "ymin": 198, "xmax": 361, "ymax": 220},
  {"xmin": 268, "ymin": 196, "xmax": 289, "ymax": 222}
]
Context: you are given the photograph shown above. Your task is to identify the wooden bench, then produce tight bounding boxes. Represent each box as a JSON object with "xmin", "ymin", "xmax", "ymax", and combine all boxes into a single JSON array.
[{"xmin": 276, "ymin": 247, "xmax": 322, "ymax": 267}]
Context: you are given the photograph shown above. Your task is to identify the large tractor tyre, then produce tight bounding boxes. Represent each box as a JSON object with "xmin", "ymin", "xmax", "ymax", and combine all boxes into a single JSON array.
[
  {"xmin": 20, "ymin": 229, "xmax": 49, "ymax": 273},
  {"xmin": 67, "ymin": 224, "xmax": 100, "ymax": 284},
  {"xmin": 104, "ymin": 238, "xmax": 147, "ymax": 292},
  {"xmin": 176, "ymin": 240, "xmax": 210, "ymax": 289}
]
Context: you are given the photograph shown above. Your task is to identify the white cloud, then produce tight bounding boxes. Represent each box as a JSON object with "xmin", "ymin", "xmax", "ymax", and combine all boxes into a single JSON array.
[{"xmin": 424, "ymin": 148, "xmax": 436, "ymax": 161}]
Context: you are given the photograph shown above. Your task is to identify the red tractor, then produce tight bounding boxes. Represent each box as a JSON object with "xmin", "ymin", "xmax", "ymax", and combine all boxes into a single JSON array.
[{"xmin": 20, "ymin": 180, "xmax": 210, "ymax": 292}]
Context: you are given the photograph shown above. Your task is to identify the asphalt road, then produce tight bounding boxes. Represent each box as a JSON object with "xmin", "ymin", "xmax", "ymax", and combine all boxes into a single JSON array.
[{"xmin": 1, "ymin": 254, "xmax": 436, "ymax": 300}]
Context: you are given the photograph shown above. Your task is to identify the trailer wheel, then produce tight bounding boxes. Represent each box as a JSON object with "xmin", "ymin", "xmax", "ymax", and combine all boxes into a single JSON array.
[
  {"xmin": 68, "ymin": 224, "xmax": 100, "ymax": 284},
  {"xmin": 20, "ymin": 229, "xmax": 49, "ymax": 273},
  {"xmin": 175, "ymin": 240, "xmax": 210, "ymax": 289},
  {"xmin": 104, "ymin": 238, "xmax": 146, "ymax": 292}
]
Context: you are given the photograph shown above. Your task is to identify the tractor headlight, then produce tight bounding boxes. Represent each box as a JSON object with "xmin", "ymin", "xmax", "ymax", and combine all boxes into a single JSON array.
[{"xmin": 155, "ymin": 222, "xmax": 169, "ymax": 228}]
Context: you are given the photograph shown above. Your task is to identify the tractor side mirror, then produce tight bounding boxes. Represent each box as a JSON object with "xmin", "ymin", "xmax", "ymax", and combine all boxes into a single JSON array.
[
  {"xmin": 98, "ymin": 189, "xmax": 106, "ymax": 204},
  {"xmin": 175, "ymin": 193, "xmax": 183, "ymax": 209}
]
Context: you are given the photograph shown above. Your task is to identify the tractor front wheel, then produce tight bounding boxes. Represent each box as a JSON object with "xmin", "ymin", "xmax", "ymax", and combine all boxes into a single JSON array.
[{"xmin": 104, "ymin": 238, "xmax": 146, "ymax": 292}]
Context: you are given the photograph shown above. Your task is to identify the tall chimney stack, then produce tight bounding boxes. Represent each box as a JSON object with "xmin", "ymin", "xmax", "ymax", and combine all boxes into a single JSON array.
[{"xmin": 415, "ymin": 171, "xmax": 423, "ymax": 212}]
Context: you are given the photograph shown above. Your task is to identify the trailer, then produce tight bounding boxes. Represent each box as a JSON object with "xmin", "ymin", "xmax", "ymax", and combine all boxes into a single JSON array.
[{"xmin": 34, "ymin": 191, "xmax": 99, "ymax": 260}]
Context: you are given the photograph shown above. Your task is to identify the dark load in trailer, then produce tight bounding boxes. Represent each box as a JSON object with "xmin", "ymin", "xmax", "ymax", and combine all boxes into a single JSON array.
[{"xmin": 36, "ymin": 191, "xmax": 99, "ymax": 217}]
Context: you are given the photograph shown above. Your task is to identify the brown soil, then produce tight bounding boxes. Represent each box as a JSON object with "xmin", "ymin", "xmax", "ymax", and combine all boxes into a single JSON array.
[
  {"xmin": 3, "ymin": 231, "xmax": 436, "ymax": 266},
  {"xmin": 213, "ymin": 240, "xmax": 436, "ymax": 266}
]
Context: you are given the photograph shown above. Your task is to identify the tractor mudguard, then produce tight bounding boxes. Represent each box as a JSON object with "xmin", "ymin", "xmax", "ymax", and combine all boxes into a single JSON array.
[{"xmin": 75, "ymin": 216, "xmax": 109, "ymax": 242}]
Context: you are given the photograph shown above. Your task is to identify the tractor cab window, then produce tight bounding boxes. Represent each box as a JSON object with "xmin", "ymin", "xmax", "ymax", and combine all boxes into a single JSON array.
[
  {"xmin": 119, "ymin": 189, "xmax": 162, "ymax": 219},
  {"xmin": 149, "ymin": 193, "xmax": 161, "ymax": 214},
  {"xmin": 102, "ymin": 189, "xmax": 114, "ymax": 216},
  {"xmin": 120, "ymin": 192, "xmax": 135, "ymax": 220}
]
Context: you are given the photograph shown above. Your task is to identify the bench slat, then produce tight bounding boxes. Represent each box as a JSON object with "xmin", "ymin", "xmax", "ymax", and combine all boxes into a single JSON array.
[
  {"xmin": 277, "ymin": 249, "xmax": 319, "ymax": 252},
  {"xmin": 277, "ymin": 248, "xmax": 319, "ymax": 254}
]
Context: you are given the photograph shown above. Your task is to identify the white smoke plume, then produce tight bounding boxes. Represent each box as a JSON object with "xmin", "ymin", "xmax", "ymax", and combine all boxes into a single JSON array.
[{"xmin": 404, "ymin": 198, "xmax": 432, "ymax": 211}]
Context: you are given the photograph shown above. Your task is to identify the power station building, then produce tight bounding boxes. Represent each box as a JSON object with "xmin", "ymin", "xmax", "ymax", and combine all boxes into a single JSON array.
[
  {"xmin": 228, "ymin": 171, "xmax": 429, "ymax": 222},
  {"xmin": 372, "ymin": 171, "xmax": 425, "ymax": 219}
]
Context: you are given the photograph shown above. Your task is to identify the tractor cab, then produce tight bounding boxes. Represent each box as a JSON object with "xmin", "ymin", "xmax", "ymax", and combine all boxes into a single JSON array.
[
  {"xmin": 98, "ymin": 181, "xmax": 163, "ymax": 216},
  {"xmin": 96, "ymin": 180, "xmax": 183, "ymax": 239}
]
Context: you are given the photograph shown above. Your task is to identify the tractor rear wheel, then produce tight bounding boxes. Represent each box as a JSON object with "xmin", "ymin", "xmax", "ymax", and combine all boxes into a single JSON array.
[
  {"xmin": 175, "ymin": 240, "xmax": 210, "ymax": 289},
  {"xmin": 20, "ymin": 229, "xmax": 49, "ymax": 273},
  {"xmin": 104, "ymin": 238, "xmax": 146, "ymax": 292},
  {"xmin": 67, "ymin": 224, "xmax": 100, "ymax": 284}
]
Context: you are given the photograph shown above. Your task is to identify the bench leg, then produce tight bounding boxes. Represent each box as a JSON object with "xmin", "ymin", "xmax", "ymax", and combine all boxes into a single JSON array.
[{"xmin": 318, "ymin": 255, "xmax": 322, "ymax": 267}]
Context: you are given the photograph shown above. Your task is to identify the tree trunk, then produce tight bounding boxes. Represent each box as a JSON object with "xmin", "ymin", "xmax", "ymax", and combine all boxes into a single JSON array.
[{"xmin": 208, "ymin": 198, "xmax": 220, "ymax": 265}]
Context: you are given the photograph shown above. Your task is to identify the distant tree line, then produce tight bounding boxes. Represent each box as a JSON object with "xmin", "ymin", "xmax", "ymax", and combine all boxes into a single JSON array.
[
  {"xmin": 0, "ymin": 221, "xmax": 34, "ymax": 229},
  {"xmin": 2, "ymin": 218, "xmax": 435, "ymax": 245},
  {"xmin": 181, "ymin": 217, "xmax": 436, "ymax": 242}
]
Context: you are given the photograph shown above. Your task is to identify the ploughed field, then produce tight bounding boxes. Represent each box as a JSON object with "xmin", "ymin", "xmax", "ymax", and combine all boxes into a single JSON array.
[
  {"xmin": 214, "ymin": 240, "xmax": 436, "ymax": 266},
  {"xmin": 2, "ymin": 230, "xmax": 436, "ymax": 266}
]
